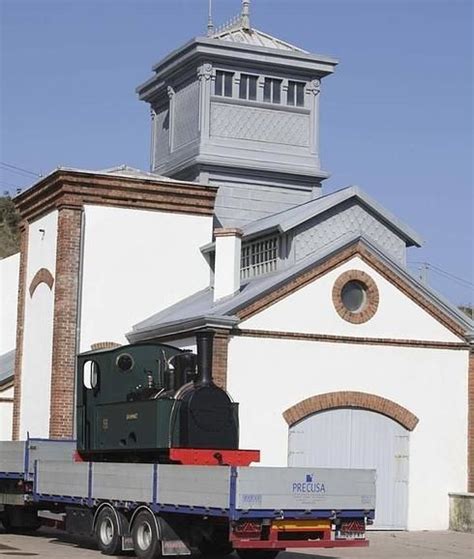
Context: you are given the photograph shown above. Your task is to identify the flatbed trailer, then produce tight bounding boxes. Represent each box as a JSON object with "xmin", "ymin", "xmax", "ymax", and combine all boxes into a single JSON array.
[{"xmin": 0, "ymin": 438, "xmax": 375, "ymax": 558}]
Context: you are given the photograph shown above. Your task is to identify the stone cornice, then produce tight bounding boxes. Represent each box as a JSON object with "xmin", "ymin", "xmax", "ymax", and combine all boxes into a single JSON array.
[{"xmin": 14, "ymin": 169, "xmax": 217, "ymax": 222}]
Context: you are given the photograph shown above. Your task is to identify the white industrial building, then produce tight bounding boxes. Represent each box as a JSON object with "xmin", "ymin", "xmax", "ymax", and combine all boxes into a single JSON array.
[{"xmin": 0, "ymin": 1, "xmax": 472, "ymax": 531}]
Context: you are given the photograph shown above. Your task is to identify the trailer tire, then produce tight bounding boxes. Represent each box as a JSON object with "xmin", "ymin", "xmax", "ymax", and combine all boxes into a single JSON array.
[
  {"xmin": 236, "ymin": 551, "xmax": 280, "ymax": 559},
  {"xmin": 132, "ymin": 510, "xmax": 161, "ymax": 559},
  {"xmin": 95, "ymin": 507, "xmax": 121, "ymax": 555}
]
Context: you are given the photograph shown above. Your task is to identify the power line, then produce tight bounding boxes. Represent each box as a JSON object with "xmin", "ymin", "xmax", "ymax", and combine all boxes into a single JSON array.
[
  {"xmin": 409, "ymin": 261, "xmax": 474, "ymax": 289},
  {"xmin": 0, "ymin": 161, "xmax": 42, "ymax": 178}
]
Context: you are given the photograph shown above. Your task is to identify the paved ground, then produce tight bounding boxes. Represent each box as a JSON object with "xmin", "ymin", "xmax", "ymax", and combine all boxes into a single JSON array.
[{"xmin": 0, "ymin": 528, "xmax": 472, "ymax": 558}]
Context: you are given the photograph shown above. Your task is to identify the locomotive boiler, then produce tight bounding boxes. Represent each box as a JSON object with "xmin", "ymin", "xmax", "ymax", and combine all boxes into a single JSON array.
[{"xmin": 76, "ymin": 331, "xmax": 239, "ymax": 462}]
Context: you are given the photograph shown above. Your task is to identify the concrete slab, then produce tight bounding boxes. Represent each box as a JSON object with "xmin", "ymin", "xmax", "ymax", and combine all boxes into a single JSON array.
[{"xmin": 0, "ymin": 528, "xmax": 472, "ymax": 559}]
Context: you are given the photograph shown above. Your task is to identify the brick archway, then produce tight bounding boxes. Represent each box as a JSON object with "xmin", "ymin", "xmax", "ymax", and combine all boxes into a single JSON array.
[
  {"xmin": 283, "ymin": 391, "xmax": 419, "ymax": 431},
  {"xmin": 29, "ymin": 268, "xmax": 54, "ymax": 297}
]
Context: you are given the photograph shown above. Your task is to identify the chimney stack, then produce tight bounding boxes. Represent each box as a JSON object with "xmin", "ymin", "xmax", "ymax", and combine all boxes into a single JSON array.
[{"xmin": 213, "ymin": 228, "xmax": 243, "ymax": 302}]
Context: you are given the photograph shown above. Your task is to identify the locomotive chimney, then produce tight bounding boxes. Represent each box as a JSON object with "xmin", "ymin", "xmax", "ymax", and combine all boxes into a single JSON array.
[
  {"xmin": 213, "ymin": 228, "xmax": 242, "ymax": 302},
  {"xmin": 195, "ymin": 330, "xmax": 214, "ymax": 386}
]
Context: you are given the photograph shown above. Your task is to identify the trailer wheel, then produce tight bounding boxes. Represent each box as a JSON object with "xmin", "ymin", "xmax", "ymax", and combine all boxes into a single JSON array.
[
  {"xmin": 132, "ymin": 510, "xmax": 161, "ymax": 559},
  {"xmin": 236, "ymin": 551, "xmax": 280, "ymax": 559},
  {"xmin": 95, "ymin": 507, "xmax": 121, "ymax": 555}
]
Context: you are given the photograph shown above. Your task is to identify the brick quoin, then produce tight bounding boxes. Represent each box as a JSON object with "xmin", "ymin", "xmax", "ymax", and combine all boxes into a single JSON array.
[
  {"xmin": 469, "ymin": 352, "xmax": 474, "ymax": 492},
  {"xmin": 12, "ymin": 223, "xmax": 29, "ymax": 440},
  {"xmin": 282, "ymin": 391, "xmax": 419, "ymax": 431},
  {"xmin": 49, "ymin": 208, "xmax": 83, "ymax": 439}
]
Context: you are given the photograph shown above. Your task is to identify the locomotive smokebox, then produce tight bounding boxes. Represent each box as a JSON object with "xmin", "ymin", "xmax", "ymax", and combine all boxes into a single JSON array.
[{"xmin": 195, "ymin": 331, "xmax": 214, "ymax": 386}]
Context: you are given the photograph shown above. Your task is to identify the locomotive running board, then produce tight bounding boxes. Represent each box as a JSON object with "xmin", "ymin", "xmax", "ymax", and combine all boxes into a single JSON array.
[{"xmin": 169, "ymin": 448, "xmax": 260, "ymax": 466}]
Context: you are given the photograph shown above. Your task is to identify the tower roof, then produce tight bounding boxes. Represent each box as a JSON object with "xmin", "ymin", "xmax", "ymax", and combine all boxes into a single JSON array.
[{"xmin": 210, "ymin": 25, "xmax": 307, "ymax": 53}]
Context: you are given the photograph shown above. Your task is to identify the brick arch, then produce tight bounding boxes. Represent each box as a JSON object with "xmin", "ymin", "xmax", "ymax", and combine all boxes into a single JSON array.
[
  {"xmin": 29, "ymin": 268, "xmax": 54, "ymax": 297},
  {"xmin": 283, "ymin": 391, "xmax": 419, "ymax": 431}
]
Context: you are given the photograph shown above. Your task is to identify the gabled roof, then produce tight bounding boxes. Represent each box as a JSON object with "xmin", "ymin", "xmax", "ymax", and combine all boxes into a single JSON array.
[
  {"xmin": 211, "ymin": 25, "xmax": 307, "ymax": 53},
  {"xmin": 200, "ymin": 185, "xmax": 423, "ymax": 256},
  {"xmin": 128, "ymin": 234, "xmax": 473, "ymax": 344}
]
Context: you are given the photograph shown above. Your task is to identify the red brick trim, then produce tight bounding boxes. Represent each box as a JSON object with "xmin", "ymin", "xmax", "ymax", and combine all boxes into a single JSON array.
[
  {"xmin": 468, "ymin": 352, "xmax": 474, "ymax": 492},
  {"xmin": 332, "ymin": 269, "xmax": 379, "ymax": 324},
  {"xmin": 283, "ymin": 391, "xmax": 419, "ymax": 431},
  {"xmin": 29, "ymin": 268, "xmax": 54, "ymax": 297},
  {"xmin": 90, "ymin": 342, "xmax": 122, "ymax": 351},
  {"xmin": 12, "ymin": 223, "xmax": 29, "ymax": 440},
  {"xmin": 49, "ymin": 208, "xmax": 83, "ymax": 438},
  {"xmin": 15, "ymin": 169, "xmax": 217, "ymax": 222},
  {"xmin": 234, "ymin": 328, "xmax": 469, "ymax": 350},
  {"xmin": 214, "ymin": 228, "xmax": 243, "ymax": 238},
  {"xmin": 237, "ymin": 241, "xmax": 466, "ymax": 339}
]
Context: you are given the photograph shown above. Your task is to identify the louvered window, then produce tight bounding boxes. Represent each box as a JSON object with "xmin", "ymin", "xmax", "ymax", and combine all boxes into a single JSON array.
[{"xmin": 241, "ymin": 236, "xmax": 279, "ymax": 279}]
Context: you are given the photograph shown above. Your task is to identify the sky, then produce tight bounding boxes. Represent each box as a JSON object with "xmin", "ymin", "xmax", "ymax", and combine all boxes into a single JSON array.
[{"xmin": 0, "ymin": 0, "xmax": 472, "ymax": 307}]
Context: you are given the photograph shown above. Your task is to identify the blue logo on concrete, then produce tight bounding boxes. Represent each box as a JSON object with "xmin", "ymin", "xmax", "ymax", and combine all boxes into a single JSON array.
[{"xmin": 292, "ymin": 473, "xmax": 326, "ymax": 494}]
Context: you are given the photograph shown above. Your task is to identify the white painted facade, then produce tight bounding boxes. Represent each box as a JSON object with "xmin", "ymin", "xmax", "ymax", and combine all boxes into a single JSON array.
[
  {"xmin": 19, "ymin": 211, "xmax": 58, "ymax": 439},
  {"xmin": 226, "ymin": 257, "xmax": 469, "ymax": 530},
  {"xmin": 79, "ymin": 206, "xmax": 213, "ymax": 351},
  {"xmin": 0, "ymin": 252, "xmax": 20, "ymax": 355}
]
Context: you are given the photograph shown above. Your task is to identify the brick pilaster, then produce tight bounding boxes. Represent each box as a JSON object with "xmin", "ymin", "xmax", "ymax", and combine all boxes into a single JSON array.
[
  {"xmin": 468, "ymin": 351, "xmax": 474, "ymax": 492},
  {"xmin": 212, "ymin": 329, "xmax": 230, "ymax": 389},
  {"xmin": 12, "ymin": 222, "xmax": 29, "ymax": 440},
  {"xmin": 49, "ymin": 208, "xmax": 83, "ymax": 438}
]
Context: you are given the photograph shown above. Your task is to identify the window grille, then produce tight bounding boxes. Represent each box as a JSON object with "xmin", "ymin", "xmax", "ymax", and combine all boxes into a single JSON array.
[
  {"xmin": 241, "ymin": 236, "xmax": 279, "ymax": 279},
  {"xmin": 263, "ymin": 78, "xmax": 282, "ymax": 104},
  {"xmin": 287, "ymin": 81, "xmax": 305, "ymax": 107},
  {"xmin": 215, "ymin": 71, "xmax": 233, "ymax": 97},
  {"xmin": 239, "ymin": 74, "xmax": 258, "ymax": 100}
]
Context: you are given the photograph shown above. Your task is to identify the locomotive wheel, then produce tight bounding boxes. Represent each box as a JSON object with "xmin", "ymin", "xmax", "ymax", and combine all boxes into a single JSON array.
[
  {"xmin": 236, "ymin": 551, "xmax": 280, "ymax": 559},
  {"xmin": 132, "ymin": 510, "xmax": 161, "ymax": 559},
  {"xmin": 95, "ymin": 507, "xmax": 122, "ymax": 555}
]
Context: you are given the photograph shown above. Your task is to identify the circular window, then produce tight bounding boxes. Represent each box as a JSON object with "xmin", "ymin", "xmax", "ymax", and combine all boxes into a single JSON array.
[
  {"xmin": 116, "ymin": 353, "xmax": 134, "ymax": 372},
  {"xmin": 333, "ymin": 270, "xmax": 379, "ymax": 324},
  {"xmin": 341, "ymin": 280, "xmax": 367, "ymax": 312}
]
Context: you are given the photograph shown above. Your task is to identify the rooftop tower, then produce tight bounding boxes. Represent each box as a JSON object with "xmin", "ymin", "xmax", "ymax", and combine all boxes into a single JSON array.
[{"xmin": 137, "ymin": 1, "xmax": 338, "ymax": 226}]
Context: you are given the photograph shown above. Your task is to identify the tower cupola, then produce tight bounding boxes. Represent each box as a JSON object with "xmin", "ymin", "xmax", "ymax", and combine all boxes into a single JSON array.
[{"xmin": 137, "ymin": 1, "xmax": 338, "ymax": 226}]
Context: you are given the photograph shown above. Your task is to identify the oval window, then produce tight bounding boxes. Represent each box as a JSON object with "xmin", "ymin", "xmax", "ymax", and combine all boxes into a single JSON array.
[
  {"xmin": 83, "ymin": 360, "xmax": 99, "ymax": 389},
  {"xmin": 116, "ymin": 353, "xmax": 134, "ymax": 372},
  {"xmin": 341, "ymin": 280, "xmax": 367, "ymax": 312}
]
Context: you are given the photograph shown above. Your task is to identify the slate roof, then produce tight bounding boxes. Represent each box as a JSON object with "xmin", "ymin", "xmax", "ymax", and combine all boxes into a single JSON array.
[
  {"xmin": 128, "ymin": 233, "xmax": 474, "ymax": 343},
  {"xmin": 0, "ymin": 349, "xmax": 15, "ymax": 386},
  {"xmin": 201, "ymin": 186, "xmax": 423, "ymax": 254}
]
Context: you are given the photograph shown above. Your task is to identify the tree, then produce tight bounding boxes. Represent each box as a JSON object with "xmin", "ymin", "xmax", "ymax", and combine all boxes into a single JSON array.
[
  {"xmin": 458, "ymin": 305, "xmax": 473, "ymax": 320},
  {"xmin": 0, "ymin": 195, "xmax": 20, "ymax": 258}
]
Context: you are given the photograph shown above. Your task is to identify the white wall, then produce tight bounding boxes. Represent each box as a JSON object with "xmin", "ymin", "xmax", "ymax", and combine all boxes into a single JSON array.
[
  {"xmin": 227, "ymin": 337, "xmax": 468, "ymax": 530},
  {"xmin": 227, "ymin": 254, "xmax": 469, "ymax": 530},
  {"xmin": 0, "ymin": 252, "xmax": 20, "ymax": 355},
  {"xmin": 242, "ymin": 256, "xmax": 463, "ymax": 343},
  {"xmin": 19, "ymin": 211, "xmax": 58, "ymax": 438},
  {"xmin": 0, "ymin": 386, "xmax": 14, "ymax": 440},
  {"xmin": 79, "ymin": 206, "xmax": 213, "ymax": 350}
]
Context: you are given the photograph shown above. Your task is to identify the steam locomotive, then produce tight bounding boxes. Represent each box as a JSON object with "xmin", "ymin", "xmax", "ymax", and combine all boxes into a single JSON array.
[{"xmin": 76, "ymin": 331, "xmax": 243, "ymax": 464}]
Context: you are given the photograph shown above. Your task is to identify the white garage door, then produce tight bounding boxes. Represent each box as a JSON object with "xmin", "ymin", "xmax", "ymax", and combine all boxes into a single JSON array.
[{"xmin": 288, "ymin": 408, "xmax": 409, "ymax": 529}]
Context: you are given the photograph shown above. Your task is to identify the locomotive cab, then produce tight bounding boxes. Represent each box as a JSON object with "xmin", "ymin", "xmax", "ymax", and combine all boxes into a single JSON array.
[{"xmin": 76, "ymin": 332, "xmax": 239, "ymax": 462}]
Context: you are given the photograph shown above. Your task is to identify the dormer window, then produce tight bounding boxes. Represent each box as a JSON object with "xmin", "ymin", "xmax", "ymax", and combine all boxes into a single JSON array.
[
  {"xmin": 241, "ymin": 236, "xmax": 279, "ymax": 280},
  {"xmin": 287, "ymin": 81, "xmax": 305, "ymax": 107},
  {"xmin": 215, "ymin": 70, "xmax": 234, "ymax": 97},
  {"xmin": 239, "ymin": 74, "xmax": 258, "ymax": 100},
  {"xmin": 263, "ymin": 78, "xmax": 282, "ymax": 104}
]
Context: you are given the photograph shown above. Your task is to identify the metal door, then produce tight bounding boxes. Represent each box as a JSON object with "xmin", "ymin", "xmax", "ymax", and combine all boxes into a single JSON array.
[{"xmin": 288, "ymin": 408, "xmax": 409, "ymax": 529}]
